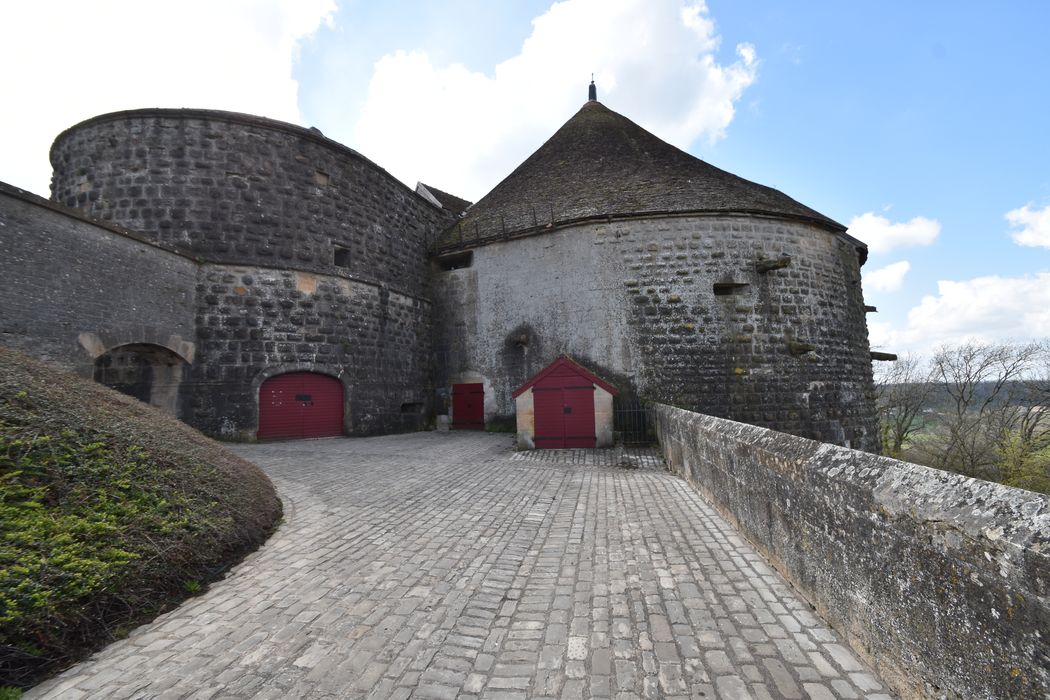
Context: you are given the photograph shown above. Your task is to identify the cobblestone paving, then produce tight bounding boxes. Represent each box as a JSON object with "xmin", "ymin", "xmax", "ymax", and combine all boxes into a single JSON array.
[
  {"xmin": 29, "ymin": 432, "xmax": 893, "ymax": 699},
  {"xmin": 509, "ymin": 446, "xmax": 664, "ymax": 470}
]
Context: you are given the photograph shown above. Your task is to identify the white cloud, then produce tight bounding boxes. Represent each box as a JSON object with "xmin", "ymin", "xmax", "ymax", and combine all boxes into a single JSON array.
[
  {"xmin": 865, "ymin": 319, "xmax": 899, "ymax": 352},
  {"xmin": 870, "ymin": 273, "xmax": 1050, "ymax": 355},
  {"xmin": 0, "ymin": 0, "xmax": 335, "ymax": 196},
  {"xmin": 847, "ymin": 212, "xmax": 941, "ymax": 255},
  {"xmin": 350, "ymin": 0, "xmax": 758, "ymax": 200},
  {"xmin": 863, "ymin": 260, "xmax": 910, "ymax": 292},
  {"xmin": 1006, "ymin": 203, "xmax": 1050, "ymax": 249}
]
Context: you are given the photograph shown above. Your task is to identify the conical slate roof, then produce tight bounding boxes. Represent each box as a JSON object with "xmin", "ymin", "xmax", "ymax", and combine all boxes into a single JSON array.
[{"xmin": 438, "ymin": 100, "xmax": 846, "ymax": 249}]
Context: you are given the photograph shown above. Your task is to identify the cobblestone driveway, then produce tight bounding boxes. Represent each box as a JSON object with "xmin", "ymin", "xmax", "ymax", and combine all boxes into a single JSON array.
[{"xmin": 30, "ymin": 432, "xmax": 892, "ymax": 699}]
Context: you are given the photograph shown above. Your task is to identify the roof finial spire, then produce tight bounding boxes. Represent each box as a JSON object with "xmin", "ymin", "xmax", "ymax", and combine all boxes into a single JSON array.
[{"xmin": 588, "ymin": 75, "xmax": 597, "ymax": 102}]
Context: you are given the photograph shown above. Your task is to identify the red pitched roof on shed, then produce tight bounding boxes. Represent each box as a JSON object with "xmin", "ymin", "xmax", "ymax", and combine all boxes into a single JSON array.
[{"xmin": 512, "ymin": 356, "xmax": 620, "ymax": 398}]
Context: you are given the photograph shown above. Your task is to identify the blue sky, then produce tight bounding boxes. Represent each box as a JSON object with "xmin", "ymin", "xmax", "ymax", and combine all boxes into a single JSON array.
[
  {"xmin": 1, "ymin": 1, "xmax": 1048, "ymax": 357},
  {"xmin": 700, "ymin": 2, "xmax": 1050, "ymax": 356}
]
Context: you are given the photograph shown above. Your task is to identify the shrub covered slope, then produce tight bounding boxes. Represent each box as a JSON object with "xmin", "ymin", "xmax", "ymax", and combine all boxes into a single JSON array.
[{"xmin": 0, "ymin": 346, "xmax": 282, "ymax": 689}]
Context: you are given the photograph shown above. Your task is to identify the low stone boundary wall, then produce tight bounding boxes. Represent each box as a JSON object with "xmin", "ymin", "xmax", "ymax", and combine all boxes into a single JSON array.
[{"xmin": 651, "ymin": 403, "xmax": 1049, "ymax": 699}]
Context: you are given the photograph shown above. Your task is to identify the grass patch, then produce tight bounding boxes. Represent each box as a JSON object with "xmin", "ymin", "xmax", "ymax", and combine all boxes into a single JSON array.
[
  {"xmin": 484, "ymin": 415, "xmax": 517, "ymax": 433},
  {"xmin": 0, "ymin": 347, "xmax": 282, "ymax": 689}
]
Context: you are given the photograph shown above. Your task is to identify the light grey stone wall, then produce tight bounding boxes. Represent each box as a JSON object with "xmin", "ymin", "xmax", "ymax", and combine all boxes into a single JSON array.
[
  {"xmin": 432, "ymin": 214, "xmax": 878, "ymax": 450},
  {"xmin": 651, "ymin": 402, "xmax": 1050, "ymax": 700}
]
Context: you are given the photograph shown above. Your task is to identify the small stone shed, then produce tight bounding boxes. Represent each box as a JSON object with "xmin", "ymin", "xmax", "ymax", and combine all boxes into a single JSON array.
[{"xmin": 513, "ymin": 356, "xmax": 619, "ymax": 450}]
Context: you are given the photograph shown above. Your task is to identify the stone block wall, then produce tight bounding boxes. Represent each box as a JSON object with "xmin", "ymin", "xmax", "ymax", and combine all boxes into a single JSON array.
[
  {"xmin": 0, "ymin": 181, "xmax": 431, "ymax": 438},
  {"xmin": 651, "ymin": 403, "xmax": 1050, "ymax": 700},
  {"xmin": 620, "ymin": 217, "xmax": 874, "ymax": 448},
  {"xmin": 432, "ymin": 214, "xmax": 878, "ymax": 450},
  {"xmin": 0, "ymin": 183, "xmax": 197, "ymax": 376},
  {"xmin": 49, "ymin": 109, "xmax": 450, "ymax": 297},
  {"xmin": 45, "ymin": 108, "xmax": 451, "ymax": 438},
  {"xmin": 192, "ymin": 264, "xmax": 430, "ymax": 438}
]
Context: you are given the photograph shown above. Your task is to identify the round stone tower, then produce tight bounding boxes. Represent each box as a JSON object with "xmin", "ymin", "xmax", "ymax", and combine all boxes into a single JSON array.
[
  {"xmin": 431, "ymin": 97, "xmax": 879, "ymax": 450},
  {"xmin": 51, "ymin": 109, "xmax": 451, "ymax": 437}
]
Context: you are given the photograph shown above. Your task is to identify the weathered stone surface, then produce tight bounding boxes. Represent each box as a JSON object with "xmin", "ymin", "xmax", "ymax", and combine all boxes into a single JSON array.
[
  {"xmin": 8, "ymin": 104, "xmax": 881, "ymax": 448},
  {"xmin": 0, "ymin": 182, "xmax": 197, "ymax": 383},
  {"xmin": 191, "ymin": 264, "xmax": 430, "ymax": 437},
  {"xmin": 1, "ymin": 176, "xmax": 437, "ymax": 437},
  {"xmin": 433, "ymin": 216, "xmax": 878, "ymax": 451},
  {"xmin": 50, "ymin": 109, "xmax": 450, "ymax": 293},
  {"xmin": 1, "ymin": 109, "xmax": 461, "ymax": 437},
  {"xmin": 651, "ymin": 403, "xmax": 1050, "ymax": 699}
]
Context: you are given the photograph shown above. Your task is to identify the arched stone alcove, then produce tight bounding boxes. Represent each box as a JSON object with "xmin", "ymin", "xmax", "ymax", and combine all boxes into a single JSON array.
[{"xmin": 93, "ymin": 343, "xmax": 189, "ymax": 416}]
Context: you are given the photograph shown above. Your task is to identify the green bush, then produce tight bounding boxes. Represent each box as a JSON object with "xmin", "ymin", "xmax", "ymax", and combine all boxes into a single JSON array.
[
  {"xmin": 1, "ymin": 430, "xmax": 215, "ymax": 632},
  {"xmin": 999, "ymin": 433, "xmax": 1050, "ymax": 495}
]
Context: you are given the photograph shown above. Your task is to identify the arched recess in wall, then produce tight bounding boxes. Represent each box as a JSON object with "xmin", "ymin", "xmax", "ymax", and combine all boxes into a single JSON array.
[
  {"xmin": 258, "ymin": 372, "xmax": 345, "ymax": 440},
  {"xmin": 93, "ymin": 343, "xmax": 189, "ymax": 416}
]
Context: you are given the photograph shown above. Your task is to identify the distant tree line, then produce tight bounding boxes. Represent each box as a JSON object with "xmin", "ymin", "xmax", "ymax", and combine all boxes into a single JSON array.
[{"xmin": 874, "ymin": 340, "xmax": 1050, "ymax": 494}]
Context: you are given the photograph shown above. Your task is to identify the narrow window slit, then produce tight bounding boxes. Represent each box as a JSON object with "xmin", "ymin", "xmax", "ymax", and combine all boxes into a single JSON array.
[
  {"xmin": 438, "ymin": 251, "xmax": 473, "ymax": 271},
  {"xmin": 713, "ymin": 282, "xmax": 749, "ymax": 296}
]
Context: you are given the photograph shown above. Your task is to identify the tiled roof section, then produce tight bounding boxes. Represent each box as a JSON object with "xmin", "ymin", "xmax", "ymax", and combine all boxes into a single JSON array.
[
  {"xmin": 418, "ymin": 183, "xmax": 472, "ymax": 216},
  {"xmin": 438, "ymin": 101, "xmax": 846, "ymax": 249}
]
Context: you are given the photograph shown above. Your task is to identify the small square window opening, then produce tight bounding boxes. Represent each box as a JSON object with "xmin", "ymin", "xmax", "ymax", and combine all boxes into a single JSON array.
[{"xmin": 334, "ymin": 246, "xmax": 351, "ymax": 267}]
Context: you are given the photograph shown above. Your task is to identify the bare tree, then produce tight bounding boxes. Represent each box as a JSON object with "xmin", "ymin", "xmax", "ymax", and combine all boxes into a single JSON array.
[
  {"xmin": 873, "ymin": 354, "xmax": 935, "ymax": 458},
  {"xmin": 924, "ymin": 340, "xmax": 1043, "ymax": 480},
  {"xmin": 1017, "ymin": 340, "xmax": 1050, "ymax": 445}
]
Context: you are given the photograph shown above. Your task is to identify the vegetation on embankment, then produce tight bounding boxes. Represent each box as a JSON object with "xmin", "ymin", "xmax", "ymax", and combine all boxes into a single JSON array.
[{"xmin": 0, "ymin": 346, "xmax": 282, "ymax": 690}]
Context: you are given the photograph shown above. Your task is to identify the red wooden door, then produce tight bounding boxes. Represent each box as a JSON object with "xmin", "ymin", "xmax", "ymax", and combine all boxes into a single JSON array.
[
  {"xmin": 562, "ymin": 387, "xmax": 596, "ymax": 448},
  {"xmin": 258, "ymin": 372, "xmax": 344, "ymax": 440},
  {"xmin": 452, "ymin": 383, "xmax": 484, "ymax": 429},
  {"xmin": 534, "ymin": 388, "xmax": 564, "ymax": 447},
  {"xmin": 534, "ymin": 385, "xmax": 596, "ymax": 448}
]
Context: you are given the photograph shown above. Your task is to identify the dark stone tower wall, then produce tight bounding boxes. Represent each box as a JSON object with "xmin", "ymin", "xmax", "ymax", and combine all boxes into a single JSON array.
[
  {"xmin": 50, "ymin": 109, "xmax": 448, "ymax": 294},
  {"xmin": 49, "ymin": 109, "xmax": 450, "ymax": 437}
]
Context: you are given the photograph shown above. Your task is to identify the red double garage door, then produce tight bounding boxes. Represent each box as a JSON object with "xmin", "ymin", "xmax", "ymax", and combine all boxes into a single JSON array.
[
  {"xmin": 258, "ymin": 372, "xmax": 344, "ymax": 440},
  {"xmin": 534, "ymin": 384, "xmax": 596, "ymax": 448}
]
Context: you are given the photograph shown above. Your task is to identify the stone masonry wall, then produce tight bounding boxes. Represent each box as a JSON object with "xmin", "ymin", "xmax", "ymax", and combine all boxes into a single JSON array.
[
  {"xmin": 0, "ymin": 182, "xmax": 197, "ymax": 376},
  {"xmin": 192, "ymin": 264, "xmax": 430, "ymax": 438},
  {"xmin": 46, "ymin": 108, "xmax": 450, "ymax": 438},
  {"xmin": 432, "ymin": 214, "xmax": 878, "ymax": 450},
  {"xmin": 652, "ymin": 403, "xmax": 1050, "ymax": 700},
  {"xmin": 50, "ymin": 109, "xmax": 450, "ymax": 296}
]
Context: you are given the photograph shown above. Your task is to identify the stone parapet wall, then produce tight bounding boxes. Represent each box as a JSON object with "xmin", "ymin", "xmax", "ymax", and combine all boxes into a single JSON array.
[
  {"xmin": 651, "ymin": 402, "xmax": 1050, "ymax": 699},
  {"xmin": 191, "ymin": 264, "xmax": 430, "ymax": 438},
  {"xmin": 0, "ymin": 182, "xmax": 197, "ymax": 374},
  {"xmin": 50, "ymin": 109, "xmax": 450, "ymax": 296}
]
